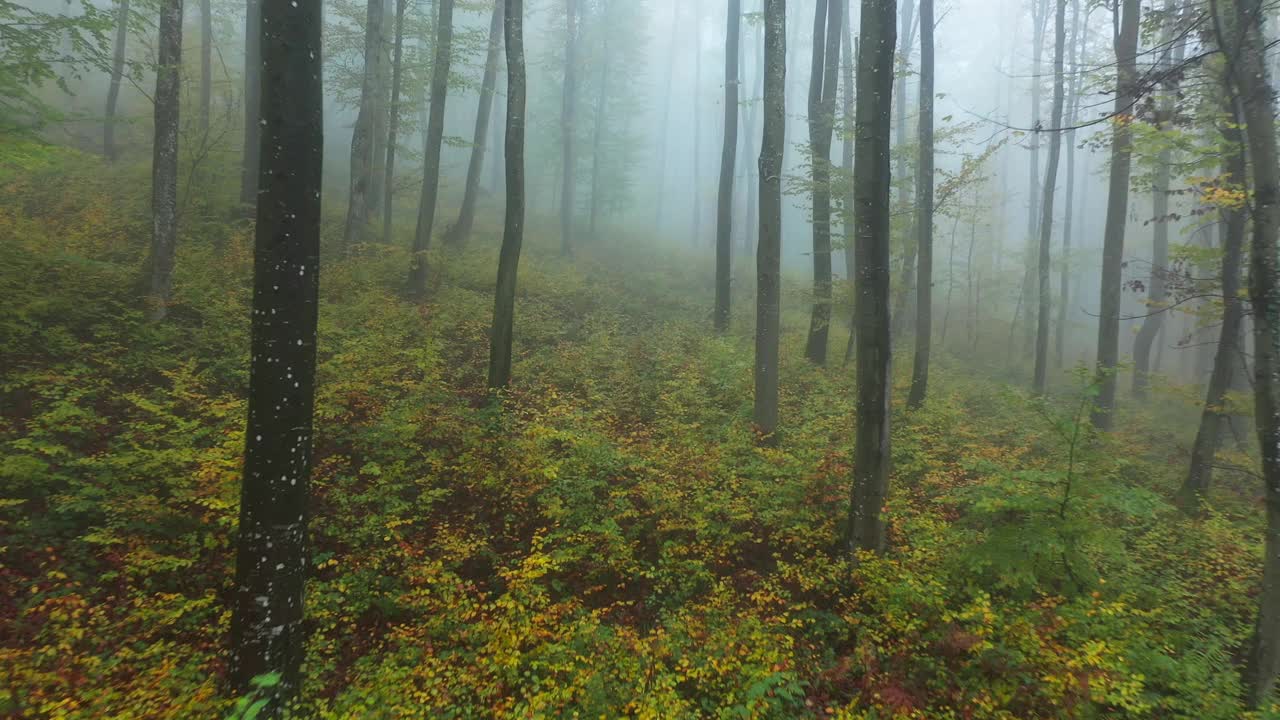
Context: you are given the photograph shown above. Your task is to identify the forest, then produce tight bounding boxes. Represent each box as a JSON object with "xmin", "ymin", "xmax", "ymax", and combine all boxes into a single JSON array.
[{"xmin": 5, "ymin": 0, "xmax": 1280, "ymax": 716}]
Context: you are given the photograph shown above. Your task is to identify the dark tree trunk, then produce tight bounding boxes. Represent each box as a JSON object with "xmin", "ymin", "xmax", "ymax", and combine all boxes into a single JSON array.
[
  {"xmin": 240, "ymin": 0, "xmax": 261, "ymax": 210},
  {"xmin": 1182, "ymin": 113, "xmax": 1246, "ymax": 512},
  {"xmin": 1056, "ymin": 0, "xmax": 1083, "ymax": 368},
  {"xmin": 408, "ymin": 0, "xmax": 455, "ymax": 297},
  {"xmin": 488, "ymin": 0, "xmax": 526, "ymax": 390},
  {"xmin": 889, "ymin": 0, "xmax": 916, "ymax": 340},
  {"xmin": 1222, "ymin": 0, "xmax": 1280, "ymax": 705},
  {"xmin": 754, "ymin": 0, "xmax": 785, "ymax": 439},
  {"xmin": 906, "ymin": 0, "xmax": 933, "ymax": 407},
  {"xmin": 1133, "ymin": 0, "xmax": 1187, "ymax": 396},
  {"xmin": 200, "ymin": 0, "xmax": 211, "ymax": 135},
  {"xmin": 588, "ymin": 25, "xmax": 612, "ymax": 242},
  {"xmin": 744, "ymin": 11, "xmax": 764, "ymax": 255},
  {"xmin": 344, "ymin": 0, "xmax": 385, "ymax": 249},
  {"xmin": 446, "ymin": 0, "xmax": 504, "ymax": 247},
  {"xmin": 228, "ymin": 0, "xmax": 322, "ymax": 712},
  {"xmin": 559, "ymin": 0, "xmax": 580, "ymax": 256},
  {"xmin": 1032, "ymin": 0, "xmax": 1066, "ymax": 394},
  {"xmin": 146, "ymin": 0, "xmax": 182, "ymax": 322},
  {"xmin": 841, "ymin": 14, "xmax": 856, "ymax": 287},
  {"xmin": 104, "ymin": 0, "xmax": 129, "ymax": 161},
  {"xmin": 1089, "ymin": 0, "xmax": 1139, "ymax": 430},
  {"xmin": 848, "ymin": 0, "xmax": 895, "ymax": 554},
  {"xmin": 381, "ymin": 0, "xmax": 408, "ymax": 243},
  {"xmin": 369, "ymin": 0, "xmax": 391, "ymax": 215},
  {"xmin": 1021, "ymin": 0, "xmax": 1049, "ymax": 356},
  {"xmin": 715, "ymin": 0, "xmax": 742, "ymax": 331},
  {"xmin": 804, "ymin": 0, "xmax": 844, "ymax": 364},
  {"xmin": 841, "ymin": 20, "xmax": 857, "ymax": 367}
]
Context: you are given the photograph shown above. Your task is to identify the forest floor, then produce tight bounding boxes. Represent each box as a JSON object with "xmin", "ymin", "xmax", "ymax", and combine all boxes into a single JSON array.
[{"xmin": 0, "ymin": 145, "xmax": 1273, "ymax": 718}]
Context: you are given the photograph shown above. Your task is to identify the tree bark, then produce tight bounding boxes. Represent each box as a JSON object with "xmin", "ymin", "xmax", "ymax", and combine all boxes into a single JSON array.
[
  {"xmin": 228, "ymin": 0, "xmax": 322, "ymax": 713},
  {"xmin": 841, "ymin": 20, "xmax": 857, "ymax": 367},
  {"xmin": 343, "ymin": 0, "xmax": 385, "ymax": 249},
  {"xmin": 848, "ymin": 0, "xmax": 895, "ymax": 554},
  {"xmin": 889, "ymin": 0, "xmax": 916, "ymax": 340},
  {"xmin": 841, "ymin": 14, "xmax": 856, "ymax": 286},
  {"xmin": 200, "ymin": 0, "xmax": 211, "ymax": 135},
  {"xmin": 906, "ymin": 0, "xmax": 933, "ymax": 406},
  {"xmin": 1032, "ymin": 0, "xmax": 1066, "ymax": 394},
  {"xmin": 1021, "ymin": 0, "xmax": 1049, "ymax": 356},
  {"xmin": 1182, "ymin": 117, "xmax": 1246, "ymax": 512},
  {"xmin": 1055, "ymin": 0, "xmax": 1083, "ymax": 368},
  {"xmin": 445, "ymin": 0, "xmax": 504, "ymax": 247},
  {"xmin": 104, "ymin": 0, "xmax": 129, "ymax": 162},
  {"xmin": 754, "ymin": 0, "xmax": 785, "ymax": 439},
  {"xmin": 381, "ymin": 0, "xmax": 408, "ymax": 243},
  {"xmin": 408, "ymin": 0, "xmax": 455, "ymax": 297},
  {"xmin": 1219, "ymin": 0, "xmax": 1280, "ymax": 705},
  {"xmin": 488, "ymin": 0, "xmax": 526, "ymax": 390},
  {"xmin": 146, "ymin": 0, "xmax": 183, "ymax": 322},
  {"xmin": 369, "ymin": 0, "xmax": 391, "ymax": 215},
  {"xmin": 1089, "ymin": 0, "xmax": 1139, "ymax": 430},
  {"xmin": 240, "ymin": 0, "xmax": 261, "ymax": 210},
  {"xmin": 715, "ymin": 0, "xmax": 742, "ymax": 331},
  {"xmin": 744, "ymin": 10, "xmax": 764, "ymax": 255},
  {"xmin": 803, "ymin": 0, "xmax": 844, "ymax": 364},
  {"xmin": 1133, "ymin": 0, "xmax": 1187, "ymax": 397},
  {"xmin": 559, "ymin": 0, "xmax": 580, "ymax": 256}
]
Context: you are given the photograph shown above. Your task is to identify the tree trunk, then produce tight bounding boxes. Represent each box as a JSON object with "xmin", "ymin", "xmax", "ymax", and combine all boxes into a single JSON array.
[
  {"xmin": 1182, "ymin": 120, "xmax": 1246, "ymax": 512},
  {"xmin": 803, "ymin": 0, "xmax": 844, "ymax": 364},
  {"xmin": 559, "ymin": 0, "xmax": 580, "ymax": 256},
  {"xmin": 1089, "ymin": 0, "xmax": 1139, "ymax": 430},
  {"xmin": 381, "ymin": 0, "xmax": 408, "ymax": 243},
  {"xmin": 1021, "ymin": 0, "xmax": 1049, "ymax": 356},
  {"xmin": 200, "ymin": 0, "xmax": 211, "ymax": 135},
  {"xmin": 408, "ymin": 0, "xmax": 455, "ymax": 297},
  {"xmin": 228, "ymin": 0, "xmax": 322, "ymax": 709},
  {"xmin": 488, "ymin": 0, "xmax": 526, "ymax": 390},
  {"xmin": 588, "ymin": 22, "xmax": 612, "ymax": 243},
  {"xmin": 343, "ymin": 0, "xmax": 385, "ymax": 249},
  {"xmin": 841, "ymin": 14, "xmax": 856, "ymax": 286},
  {"xmin": 146, "ymin": 0, "xmax": 183, "ymax": 322},
  {"xmin": 744, "ymin": 11, "xmax": 764, "ymax": 255},
  {"xmin": 1032, "ymin": 0, "xmax": 1066, "ymax": 394},
  {"xmin": 1133, "ymin": 0, "xmax": 1187, "ymax": 397},
  {"xmin": 841, "ymin": 21, "xmax": 857, "ymax": 367},
  {"xmin": 1056, "ymin": 0, "xmax": 1083, "ymax": 368},
  {"xmin": 1221, "ymin": 0, "xmax": 1280, "ymax": 705},
  {"xmin": 240, "ymin": 0, "xmax": 261, "ymax": 211},
  {"xmin": 715, "ymin": 0, "xmax": 742, "ymax": 331},
  {"xmin": 445, "ymin": 0, "xmax": 503, "ymax": 247},
  {"xmin": 369, "ymin": 0, "xmax": 391, "ymax": 215},
  {"xmin": 906, "ymin": 0, "xmax": 933, "ymax": 407},
  {"xmin": 889, "ymin": 0, "xmax": 916, "ymax": 340},
  {"xmin": 754, "ymin": 0, "xmax": 785, "ymax": 439},
  {"xmin": 104, "ymin": 0, "xmax": 129, "ymax": 162},
  {"xmin": 848, "ymin": 0, "xmax": 895, "ymax": 554}
]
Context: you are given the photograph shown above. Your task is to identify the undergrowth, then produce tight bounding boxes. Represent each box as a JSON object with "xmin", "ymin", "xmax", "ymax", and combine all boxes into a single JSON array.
[{"xmin": 0, "ymin": 143, "xmax": 1272, "ymax": 718}]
